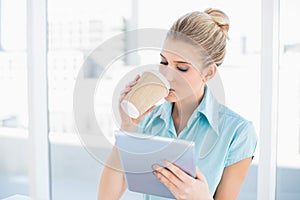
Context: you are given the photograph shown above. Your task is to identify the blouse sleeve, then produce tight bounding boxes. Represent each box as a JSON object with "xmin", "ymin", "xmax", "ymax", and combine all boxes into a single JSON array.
[{"xmin": 225, "ymin": 121, "xmax": 258, "ymax": 167}]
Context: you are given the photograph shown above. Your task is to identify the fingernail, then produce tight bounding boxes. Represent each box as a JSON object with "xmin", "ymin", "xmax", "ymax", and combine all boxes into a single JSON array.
[
  {"xmin": 163, "ymin": 160, "xmax": 169, "ymax": 165},
  {"xmin": 152, "ymin": 164, "xmax": 159, "ymax": 170}
]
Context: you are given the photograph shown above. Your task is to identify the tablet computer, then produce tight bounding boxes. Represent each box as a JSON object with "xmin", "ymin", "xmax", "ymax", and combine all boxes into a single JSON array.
[{"xmin": 115, "ymin": 130, "xmax": 196, "ymax": 199}]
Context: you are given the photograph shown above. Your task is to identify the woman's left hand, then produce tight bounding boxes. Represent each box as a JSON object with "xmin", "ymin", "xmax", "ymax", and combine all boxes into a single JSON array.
[{"xmin": 153, "ymin": 161, "xmax": 213, "ymax": 200}]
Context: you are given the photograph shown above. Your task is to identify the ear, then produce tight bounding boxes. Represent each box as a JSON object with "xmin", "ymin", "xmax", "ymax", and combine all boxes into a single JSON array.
[{"xmin": 202, "ymin": 63, "xmax": 217, "ymax": 82}]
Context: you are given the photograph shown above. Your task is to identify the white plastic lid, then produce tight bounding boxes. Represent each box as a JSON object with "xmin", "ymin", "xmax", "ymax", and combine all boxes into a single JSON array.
[{"xmin": 121, "ymin": 100, "xmax": 140, "ymax": 119}]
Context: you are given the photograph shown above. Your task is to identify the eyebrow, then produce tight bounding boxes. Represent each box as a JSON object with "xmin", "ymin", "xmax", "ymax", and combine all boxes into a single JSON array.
[{"xmin": 160, "ymin": 53, "xmax": 192, "ymax": 65}]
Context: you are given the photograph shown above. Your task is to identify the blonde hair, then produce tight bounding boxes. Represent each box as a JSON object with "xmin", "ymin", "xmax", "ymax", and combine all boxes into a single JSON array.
[{"xmin": 167, "ymin": 8, "xmax": 230, "ymax": 67}]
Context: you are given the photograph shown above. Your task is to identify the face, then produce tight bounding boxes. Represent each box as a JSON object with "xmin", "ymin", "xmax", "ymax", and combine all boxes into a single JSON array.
[{"xmin": 159, "ymin": 38, "xmax": 208, "ymax": 103}]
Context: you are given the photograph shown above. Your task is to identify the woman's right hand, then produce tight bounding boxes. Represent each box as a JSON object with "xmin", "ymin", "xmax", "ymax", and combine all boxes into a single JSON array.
[{"xmin": 119, "ymin": 74, "xmax": 156, "ymax": 131}]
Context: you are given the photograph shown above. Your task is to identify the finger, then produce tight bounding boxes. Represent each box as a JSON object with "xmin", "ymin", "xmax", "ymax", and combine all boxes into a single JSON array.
[
  {"xmin": 126, "ymin": 80, "xmax": 138, "ymax": 88},
  {"xmin": 119, "ymin": 94, "xmax": 126, "ymax": 103},
  {"xmin": 119, "ymin": 90, "xmax": 129, "ymax": 100},
  {"xmin": 148, "ymin": 105, "xmax": 156, "ymax": 112},
  {"xmin": 196, "ymin": 167, "xmax": 207, "ymax": 182},
  {"xmin": 163, "ymin": 160, "xmax": 191, "ymax": 183},
  {"xmin": 120, "ymin": 87, "xmax": 132, "ymax": 95},
  {"xmin": 122, "ymin": 78, "xmax": 139, "ymax": 94},
  {"xmin": 120, "ymin": 92, "xmax": 128, "ymax": 98},
  {"xmin": 124, "ymin": 75, "xmax": 140, "ymax": 88},
  {"xmin": 153, "ymin": 170, "xmax": 180, "ymax": 197},
  {"xmin": 153, "ymin": 165, "xmax": 183, "ymax": 187},
  {"xmin": 134, "ymin": 74, "xmax": 140, "ymax": 82},
  {"xmin": 119, "ymin": 89, "xmax": 133, "ymax": 102}
]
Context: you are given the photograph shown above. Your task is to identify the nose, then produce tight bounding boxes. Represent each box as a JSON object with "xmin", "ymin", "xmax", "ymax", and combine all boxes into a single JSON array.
[
  {"xmin": 159, "ymin": 65, "xmax": 175, "ymax": 82},
  {"xmin": 164, "ymin": 71, "xmax": 174, "ymax": 82}
]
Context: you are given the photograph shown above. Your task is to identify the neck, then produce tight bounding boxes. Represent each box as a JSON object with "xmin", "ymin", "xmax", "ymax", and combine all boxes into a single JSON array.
[{"xmin": 172, "ymin": 86, "xmax": 206, "ymax": 132}]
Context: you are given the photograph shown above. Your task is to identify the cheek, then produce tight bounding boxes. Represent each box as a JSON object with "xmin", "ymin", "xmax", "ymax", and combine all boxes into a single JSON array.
[
  {"xmin": 183, "ymin": 74, "xmax": 203, "ymax": 91},
  {"xmin": 179, "ymin": 73, "xmax": 196, "ymax": 86}
]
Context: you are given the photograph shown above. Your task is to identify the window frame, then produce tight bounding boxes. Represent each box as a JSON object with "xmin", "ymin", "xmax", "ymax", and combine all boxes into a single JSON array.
[
  {"xmin": 27, "ymin": 0, "xmax": 51, "ymax": 199},
  {"xmin": 257, "ymin": 0, "xmax": 280, "ymax": 199}
]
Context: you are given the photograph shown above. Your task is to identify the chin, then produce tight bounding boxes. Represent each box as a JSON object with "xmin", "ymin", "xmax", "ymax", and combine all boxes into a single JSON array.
[{"xmin": 164, "ymin": 96, "xmax": 178, "ymax": 103}]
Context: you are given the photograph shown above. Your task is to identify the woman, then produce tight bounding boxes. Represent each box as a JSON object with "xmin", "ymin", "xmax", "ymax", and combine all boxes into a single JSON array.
[{"xmin": 99, "ymin": 8, "xmax": 257, "ymax": 200}]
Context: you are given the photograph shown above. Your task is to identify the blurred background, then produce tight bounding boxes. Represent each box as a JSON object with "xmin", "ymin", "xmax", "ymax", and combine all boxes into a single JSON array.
[{"xmin": 0, "ymin": 0, "xmax": 299, "ymax": 199}]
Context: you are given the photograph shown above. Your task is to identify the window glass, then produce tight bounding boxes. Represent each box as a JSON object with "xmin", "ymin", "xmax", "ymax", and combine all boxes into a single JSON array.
[
  {"xmin": 47, "ymin": 0, "xmax": 135, "ymax": 199},
  {"xmin": 276, "ymin": 0, "xmax": 300, "ymax": 199},
  {"xmin": 0, "ymin": 0, "xmax": 29, "ymax": 198}
]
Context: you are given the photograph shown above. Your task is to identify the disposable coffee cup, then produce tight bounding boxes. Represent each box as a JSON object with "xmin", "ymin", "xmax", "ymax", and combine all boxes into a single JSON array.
[{"xmin": 121, "ymin": 70, "xmax": 170, "ymax": 119}]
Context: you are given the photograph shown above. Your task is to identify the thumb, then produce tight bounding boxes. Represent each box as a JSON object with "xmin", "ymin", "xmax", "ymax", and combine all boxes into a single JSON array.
[
  {"xmin": 196, "ymin": 167, "xmax": 207, "ymax": 182},
  {"xmin": 139, "ymin": 105, "xmax": 156, "ymax": 119}
]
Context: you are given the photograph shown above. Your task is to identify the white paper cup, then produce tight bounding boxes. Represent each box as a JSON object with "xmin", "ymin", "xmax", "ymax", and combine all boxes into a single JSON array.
[{"xmin": 121, "ymin": 70, "xmax": 170, "ymax": 118}]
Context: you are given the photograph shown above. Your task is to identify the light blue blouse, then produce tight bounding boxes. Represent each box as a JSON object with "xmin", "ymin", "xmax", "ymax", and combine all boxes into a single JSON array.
[{"xmin": 135, "ymin": 86, "xmax": 258, "ymax": 200}]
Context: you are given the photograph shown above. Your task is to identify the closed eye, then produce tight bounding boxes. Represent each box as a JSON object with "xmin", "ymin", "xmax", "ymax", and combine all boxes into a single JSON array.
[
  {"xmin": 160, "ymin": 61, "xmax": 189, "ymax": 72},
  {"xmin": 177, "ymin": 66, "xmax": 188, "ymax": 72},
  {"xmin": 160, "ymin": 61, "xmax": 168, "ymax": 65}
]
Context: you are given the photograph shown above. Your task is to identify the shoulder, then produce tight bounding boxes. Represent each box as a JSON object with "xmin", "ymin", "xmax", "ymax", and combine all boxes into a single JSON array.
[
  {"xmin": 219, "ymin": 104, "xmax": 255, "ymax": 132},
  {"xmin": 199, "ymin": 86, "xmax": 256, "ymax": 137},
  {"xmin": 216, "ymin": 104, "xmax": 258, "ymax": 148},
  {"xmin": 218, "ymin": 105, "xmax": 258, "ymax": 167}
]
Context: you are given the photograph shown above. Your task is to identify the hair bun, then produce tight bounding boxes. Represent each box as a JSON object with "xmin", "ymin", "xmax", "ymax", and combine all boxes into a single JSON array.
[{"xmin": 204, "ymin": 8, "xmax": 230, "ymax": 32}]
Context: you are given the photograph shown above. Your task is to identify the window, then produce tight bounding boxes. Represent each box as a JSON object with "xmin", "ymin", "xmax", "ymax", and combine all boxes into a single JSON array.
[
  {"xmin": 3, "ymin": 0, "xmax": 299, "ymax": 199},
  {"xmin": 0, "ymin": 0, "xmax": 29, "ymax": 198},
  {"xmin": 276, "ymin": 0, "xmax": 300, "ymax": 199},
  {"xmin": 47, "ymin": 0, "xmax": 134, "ymax": 199}
]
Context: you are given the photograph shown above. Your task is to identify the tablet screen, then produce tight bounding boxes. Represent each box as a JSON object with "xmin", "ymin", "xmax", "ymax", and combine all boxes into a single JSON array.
[{"xmin": 115, "ymin": 130, "xmax": 196, "ymax": 199}]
